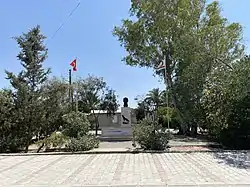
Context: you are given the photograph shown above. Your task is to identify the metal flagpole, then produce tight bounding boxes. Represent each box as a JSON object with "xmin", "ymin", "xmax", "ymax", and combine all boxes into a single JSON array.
[
  {"xmin": 69, "ymin": 58, "xmax": 77, "ymax": 111},
  {"xmin": 75, "ymin": 57, "xmax": 78, "ymax": 112},
  {"xmin": 69, "ymin": 69, "xmax": 72, "ymax": 111}
]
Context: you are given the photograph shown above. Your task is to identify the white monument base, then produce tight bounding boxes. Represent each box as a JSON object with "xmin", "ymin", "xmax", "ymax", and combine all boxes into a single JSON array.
[
  {"xmin": 100, "ymin": 127, "xmax": 132, "ymax": 141},
  {"xmin": 100, "ymin": 106, "xmax": 133, "ymax": 141},
  {"xmin": 121, "ymin": 107, "xmax": 131, "ymax": 126}
]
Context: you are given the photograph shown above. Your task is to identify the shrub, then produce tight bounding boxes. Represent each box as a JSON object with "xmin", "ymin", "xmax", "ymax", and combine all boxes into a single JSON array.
[
  {"xmin": 220, "ymin": 94, "xmax": 250, "ymax": 149},
  {"xmin": 36, "ymin": 132, "xmax": 69, "ymax": 151},
  {"xmin": 0, "ymin": 90, "xmax": 24, "ymax": 153},
  {"xmin": 66, "ymin": 135, "xmax": 99, "ymax": 152},
  {"xmin": 157, "ymin": 107, "xmax": 181, "ymax": 129},
  {"xmin": 202, "ymin": 57, "xmax": 250, "ymax": 148},
  {"xmin": 133, "ymin": 119, "xmax": 172, "ymax": 150},
  {"xmin": 0, "ymin": 135, "xmax": 25, "ymax": 153},
  {"xmin": 62, "ymin": 111, "xmax": 90, "ymax": 138}
]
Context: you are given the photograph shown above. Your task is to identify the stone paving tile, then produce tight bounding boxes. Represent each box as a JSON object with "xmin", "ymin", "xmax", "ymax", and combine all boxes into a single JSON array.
[
  {"xmin": 169, "ymin": 146, "xmax": 211, "ymax": 152},
  {"xmin": 0, "ymin": 152, "xmax": 250, "ymax": 186}
]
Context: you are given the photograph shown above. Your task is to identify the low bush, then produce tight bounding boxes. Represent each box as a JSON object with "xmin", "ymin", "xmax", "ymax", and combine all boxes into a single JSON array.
[
  {"xmin": 62, "ymin": 111, "xmax": 90, "ymax": 138},
  {"xmin": 0, "ymin": 135, "xmax": 25, "ymax": 153},
  {"xmin": 66, "ymin": 135, "xmax": 99, "ymax": 152},
  {"xmin": 0, "ymin": 90, "xmax": 25, "ymax": 153},
  {"xmin": 157, "ymin": 107, "xmax": 182, "ymax": 130},
  {"xmin": 219, "ymin": 94, "xmax": 250, "ymax": 149},
  {"xmin": 36, "ymin": 132, "xmax": 69, "ymax": 151},
  {"xmin": 133, "ymin": 119, "xmax": 172, "ymax": 150}
]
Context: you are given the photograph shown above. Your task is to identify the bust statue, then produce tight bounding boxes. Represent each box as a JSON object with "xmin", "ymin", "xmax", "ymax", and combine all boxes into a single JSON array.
[{"xmin": 123, "ymin": 97, "xmax": 129, "ymax": 107}]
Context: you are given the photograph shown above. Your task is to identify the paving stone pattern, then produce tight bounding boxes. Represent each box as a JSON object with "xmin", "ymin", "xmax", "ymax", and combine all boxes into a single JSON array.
[{"xmin": 0, "ymin": 152, "xmax": 250, "ymax": 186}]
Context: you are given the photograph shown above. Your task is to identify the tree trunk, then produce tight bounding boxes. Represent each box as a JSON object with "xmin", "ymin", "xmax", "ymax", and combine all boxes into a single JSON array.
[
  {"xmin": 25, "ymin": 128, "xmax": 31, "ymax": 153},
  {"xmin": 94, "ymin": 116, "xmax": 99, "ymax": 136},
  {"xmin": 25, "ymin": 140, "xmax": 30, "ymax": 153},
  {"xmin": 37, "ymin": 143, "xmax": 45, "ymax": 153},
  {"xmin": 95, "ymin": 122, "xmax": 99, "ymax": 136},
  {"xmin": 178, "ymin": 123, "xmax": 189, "ymax": 135},
  {"xmin": 93, "ymin": 111, "xmax": 100, "ymax": 136},
  {"xmin": 177, "ymin": 126, "xmax": 185, "ymax": 135},
  {"xmin": 190, "ymin": 124, "xmax": 198, "ymax": 137},
  {"xmin": 164, "ymin": 52, "xmax": 177, "ymax": 108}
]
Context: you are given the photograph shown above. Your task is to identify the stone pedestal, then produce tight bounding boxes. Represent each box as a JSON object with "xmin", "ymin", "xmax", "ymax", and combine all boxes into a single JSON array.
[
  {"xmin": 100, "ymin": 127, "xmax": 132, "ymax": 140},
  {"xmin": 121, "ymin": 107, "xmax": 131, "ymax": 126},
  {"xmin": 100, "ymin": 107, "xmax": 133, "ymax": 141}
]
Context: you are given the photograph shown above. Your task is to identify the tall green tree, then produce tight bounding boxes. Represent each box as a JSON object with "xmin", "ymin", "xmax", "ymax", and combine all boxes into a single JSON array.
[
  {"xmin": 39, "ymin": 77, "xmax": 69, "ymax": 137},
  {"xmin": 75, "ymin": 75, "xmax": 119, "ymax": 135},
  {"xmin": 5, "ymin": 26, "xmax": 50, "ymax": 152},
  {"xmin": 0, "ymin": 89, "xmax": 17, "ymax": 152},
  {"xmin": 75, "ymin": 75, "xmax": 106, "ymax": 114},
  {"xmin": 34, "ymin": 77, "xmax": 70, "ymax": 153},
  {"xmin": 135, "ymin": 101, "xmax": 147, "ymax": 121},
  {"xmin": 100, "ymin": 88, "xmax": 119, "ymax": 116},
  {"xmin": 113, "ymin": 0, "xmax": 244, "ymax": 134},
  {"xmin": 202, "ymin": 56, "xmax": 250, "ymax": 144},
  {"xmin": 144, "ymin": 88, "xmax": 164, "ymax": 110}
]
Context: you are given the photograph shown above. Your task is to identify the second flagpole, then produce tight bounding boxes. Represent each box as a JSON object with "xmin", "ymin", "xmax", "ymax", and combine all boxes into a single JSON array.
[
  {"xmin": 69, "ymin": 58, "xmax": 78, "ymax": 111},
  {"xmin": 68, "ymin": 68, "xmax": 74, "ymax": 111},
  {"xmin": 75, "ymin": 57, "xmax": 78, "ymax": 112}
]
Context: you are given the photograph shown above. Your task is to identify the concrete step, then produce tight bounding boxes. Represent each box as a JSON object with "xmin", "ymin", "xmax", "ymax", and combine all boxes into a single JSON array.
[{"xmin": 98, "ymin": 136, "xmax": 132, "ymax": 141}]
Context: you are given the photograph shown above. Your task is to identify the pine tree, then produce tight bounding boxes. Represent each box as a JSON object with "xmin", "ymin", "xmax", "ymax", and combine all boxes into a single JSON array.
[{"xmin": 5, "ymin": 26, "xmax": 50, "ymax": 152}]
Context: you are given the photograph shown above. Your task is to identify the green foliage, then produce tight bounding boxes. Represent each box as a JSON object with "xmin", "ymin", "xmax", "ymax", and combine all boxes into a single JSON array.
[
  {"xmin": 134, "ymin": 88, "xmax": 167, "ymax": 122},
  {"xmin": 114, "ymin": 0, "xmax": 244, "ymax": 134},
  {"xmin": 0, "ymin": 136, "xmax": 26, "ymax": 153},
  {"xmin": 1, "ymin": 1, "xmax": 250, "ymax": 153},
  {"xmin": 0, "ymin": 90, "xmax": 13, "ymax": 123},
  {"xmin": 145, "ymin": 88, "xmax": 164, "ymax": 109},
  {"xmin": 158, "ymin": 107, "xmax": 181, "ymax": 122},
  {"xmin": 0, "ymin": 71, "xmax": 68, "ymax": 153},
  {"xmin": 75, "ymin": 75, "xmax": 119, "ymax": 135},
  {"xmin": 0, "ymin": 26, "xmax": 118, "ymax": 153},
  {"xmin": 99, "ymin": 89, "xmax": 119, "ymax": 116},
  {"xmin": 66, "ymin": 135, "xmax": 99, "ymax": 152},
  {"xmin": 75, "ymin": 75, "xmax": 106, "ymax": 113},
  {"xmin": 157, "ymin": 106, "xmax": 181, "ymax": 129},
  {"xmin": 0, "ymin": 89, "xmax": 29, "ymax": 153},
  {"xmin": 220, "ymin": 94, "xmax": 250, "ymax": 149},
  {"xmin": 134, "ymin": 88, "xmax": 182, "ymax": 129},
  {"xmin": 2, "ymin": 26, "xmax": 51, "ymax": 152},
  {"xmin": 62, "ymin": 111, "xmax": 90, "ymax": 138},
  {"xmin": 133, "ymin": 119, "xmax": 172, "ymax": 150},
  {"xmin": 36, "ymin": 132, "xmax": 69, "ymax": 150},
  {"xmin": 134, "ymin": 101, "xmax": 147, "ymax": 121},
  {"xmin": 39, "ymin": 77, "xmax": 70, "ymax": 137},
  {"xmin": 202, "ymin": 56, "xmax": 250, "ymax": 148}
]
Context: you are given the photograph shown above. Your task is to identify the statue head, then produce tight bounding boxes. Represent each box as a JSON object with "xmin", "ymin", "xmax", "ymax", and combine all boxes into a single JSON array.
[{"xmin": 123, "ymin": 97, "xmax": 129, "ymax": 107}]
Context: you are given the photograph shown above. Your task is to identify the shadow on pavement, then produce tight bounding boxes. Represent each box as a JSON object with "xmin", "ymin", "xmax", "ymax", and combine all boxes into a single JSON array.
[
  {"xmin": 172, "ymin": 134, "xmax": 211, "ymax": 142},
  {"xmin": 213, "ymin": 151, "xmax": 250, "ymax": 169},
  {"xmin": 100, "ymin": 140, "xmax": 131, "ymax": 142}
]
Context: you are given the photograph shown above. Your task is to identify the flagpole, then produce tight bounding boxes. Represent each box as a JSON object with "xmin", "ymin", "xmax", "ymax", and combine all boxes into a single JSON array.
[
  {"xmin": 69, "ymin": 69, "xmax": 72, "ymax": 111},
  {"xmin": 75, "ymin": 57, "xmax": 78, "ymax": 112},
  {"xmin": 69, "ymin": 58, "xmax": 77, "ymax": 111}
]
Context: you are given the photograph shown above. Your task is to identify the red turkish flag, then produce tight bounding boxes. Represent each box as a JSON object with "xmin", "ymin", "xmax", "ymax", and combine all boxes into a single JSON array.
[{"xmin": 70, "ymin": 59, "xmax": 77, "ymax": 71}]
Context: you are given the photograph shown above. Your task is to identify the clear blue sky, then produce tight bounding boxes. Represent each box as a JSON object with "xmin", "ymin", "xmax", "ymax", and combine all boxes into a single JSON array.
[{"xmin": 1, "ymin": 0, "xmax": 249, "ymax": 107}]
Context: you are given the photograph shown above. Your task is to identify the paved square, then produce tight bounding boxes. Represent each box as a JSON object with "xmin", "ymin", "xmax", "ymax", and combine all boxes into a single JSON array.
[{"xmin": 0, "ymin": 152, "xmax": 250, "ymax": 186}]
